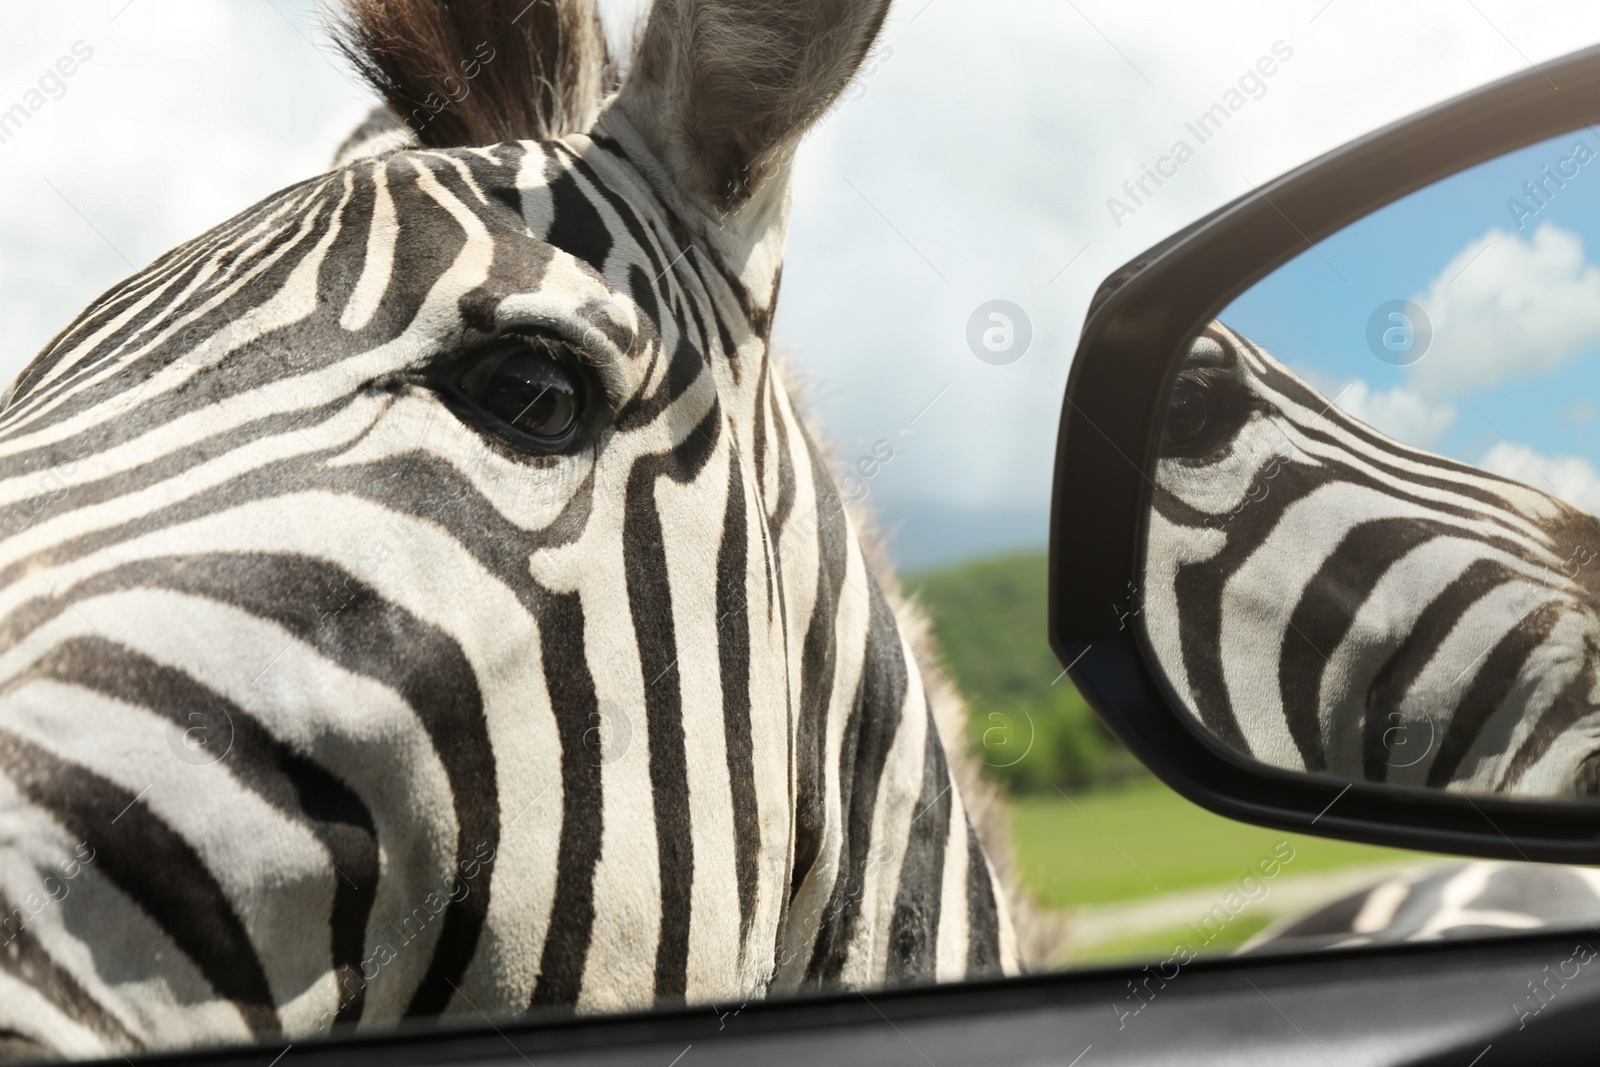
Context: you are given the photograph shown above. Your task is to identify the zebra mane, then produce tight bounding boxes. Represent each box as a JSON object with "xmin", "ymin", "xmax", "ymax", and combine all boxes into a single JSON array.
[{"xmin": 331, "ymin": 0, "xmax": 617, "ymax": 148}]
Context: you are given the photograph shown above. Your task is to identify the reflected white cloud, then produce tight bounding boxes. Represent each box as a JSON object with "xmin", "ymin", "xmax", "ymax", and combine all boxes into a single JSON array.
[
  {"xmin": 1334, "ymin": 379, "xmax": 1456, "ymax": 449},
  {"xmin": 1413, "ymin": 223, "xmax": 1600, "ymax": 395},
  {"xmin": 1479, "ymin": 441, "xmax": 1600, "ymax": 515}
]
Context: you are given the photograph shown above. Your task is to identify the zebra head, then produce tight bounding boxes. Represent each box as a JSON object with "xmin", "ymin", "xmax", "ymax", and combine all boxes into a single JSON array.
[
  {"xmin": 1146, "ymin": 324, "xmax": 1600, "ymax": 798},
  {"xmin": 0, "ymin": 0, "xmax": 1013, "ymax": 1054}
]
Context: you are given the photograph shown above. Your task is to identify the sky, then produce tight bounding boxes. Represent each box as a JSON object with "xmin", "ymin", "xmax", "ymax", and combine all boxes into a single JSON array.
[
  {"xmin": 4, "ymin": 1, "xmax": 1600, "ymax": 567},
  {"xmin": 1222, "ymin": 129, "xmax": 1600, "ymax": 512}
]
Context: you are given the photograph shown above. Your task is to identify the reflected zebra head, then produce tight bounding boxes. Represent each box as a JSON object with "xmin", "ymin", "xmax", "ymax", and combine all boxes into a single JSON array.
[
  {"xmin": 0, "ymin": 0, "xmax": 1014, "ymax": 1045},
  {"xmin": 1146, "ymin": 323, "xmax": 1600, "ymax": 798}
]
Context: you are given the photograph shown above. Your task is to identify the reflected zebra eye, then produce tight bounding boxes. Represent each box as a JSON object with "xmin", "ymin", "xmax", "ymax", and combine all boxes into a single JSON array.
[
  {"xmin": 456, "ymin": 337, "xmax": 585, "ymax": 444},
  {"xmin": 1165, "ymin": 378, "xmax": 1211, "ymax": 447},
  {"xmin": 1162, "ymin": 368, "xmax": 1255, "ymax": 457}
]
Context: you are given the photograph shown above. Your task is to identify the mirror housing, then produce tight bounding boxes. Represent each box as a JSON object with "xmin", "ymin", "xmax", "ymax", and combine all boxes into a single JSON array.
[{"xmin": 1052, "ymin": 44, "xmax": 1600, "ymax": 863}]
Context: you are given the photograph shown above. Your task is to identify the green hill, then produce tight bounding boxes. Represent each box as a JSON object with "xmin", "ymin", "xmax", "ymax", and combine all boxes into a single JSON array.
[{"xmin": 905, "ymin": 550, "xmax": 1147, "ymax": 793}]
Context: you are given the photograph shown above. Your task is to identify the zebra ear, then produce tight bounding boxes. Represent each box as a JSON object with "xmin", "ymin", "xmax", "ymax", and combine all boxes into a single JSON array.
[
  {"xmin": 330, "ymin": 107, "xmax": 416, "ymax": 169},
  {"xmin": 610, "ymin": 0, "xmax": 892, "ymax": 214}
]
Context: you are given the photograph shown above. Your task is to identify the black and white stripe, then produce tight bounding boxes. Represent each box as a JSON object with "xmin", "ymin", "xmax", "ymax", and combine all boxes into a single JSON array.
[
  {"xmin": 0, "ymin": 2, "xmax": 1015, "ymax": 1056},
  {"xmin": 1147, "ymin": 323, "xmax": 1600, "ymax": 796},
  {"xmin": 1244, "ymin": 860, "xmax": 1600, "ymax": 952}
]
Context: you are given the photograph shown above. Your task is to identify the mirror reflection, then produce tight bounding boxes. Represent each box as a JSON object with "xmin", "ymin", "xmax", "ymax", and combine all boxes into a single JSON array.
[{"xmin": 1149, "ymin": 127, "xmax": 1600, "ymax": 799}]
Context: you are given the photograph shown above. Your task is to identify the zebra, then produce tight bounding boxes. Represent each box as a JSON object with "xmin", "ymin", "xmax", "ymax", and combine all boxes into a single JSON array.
[
  {"xmin": 1243, "ymin": 859, "xmax": 1600, "ymax": 954},
  {"xmin": 0, "ymin": 0, "xmax": 1023, "ymax": 1056},
  {"xmin": 1145, "ymin": 322, "xmax": 1600, "ymax": 797}
]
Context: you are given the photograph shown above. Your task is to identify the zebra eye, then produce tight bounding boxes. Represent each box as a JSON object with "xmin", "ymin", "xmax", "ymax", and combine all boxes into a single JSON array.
[
  {"xmin": 1162, "ymin": 369, "xmax": 1256, "ymax": 458},
  {"xmin": 1165, "ymin": 378, "xmax": 1211, "ymax": 447},
  {"xmin": 456, "ymin": 337, "xmax": 585, "ymax": 444}
]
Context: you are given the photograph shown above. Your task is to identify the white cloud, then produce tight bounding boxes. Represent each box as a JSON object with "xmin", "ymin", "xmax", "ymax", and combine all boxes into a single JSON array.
[
  {"xmin": 1412, "ymin": 223, "xmax": 1600, "ymax": 395},
  {"xmin": 0, "ymin": 1, "xmax": 371, "ymax": 388},
  {"xmin": 1333, "ymin": 380, "xmax": 1456, "ymax": 448},
  {"xmin": 1479, "ymin": 441, "xmax": 1600, "ymax": 515},
  {"xmin": 776, "ymin": 0, "xmax": 1600, "ymax": 544}
]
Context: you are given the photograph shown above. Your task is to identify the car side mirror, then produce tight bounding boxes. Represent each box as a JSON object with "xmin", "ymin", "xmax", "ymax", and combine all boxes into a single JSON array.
[{"xmin": 1052, "ymin": 43, "xmax": 1600, "ymax": 863}]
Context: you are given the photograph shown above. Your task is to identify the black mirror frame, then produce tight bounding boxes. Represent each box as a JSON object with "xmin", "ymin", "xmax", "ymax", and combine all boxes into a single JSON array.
[{"xmin": 1050, "ymin": 44, "xmax": 1600, "ymax": 864}]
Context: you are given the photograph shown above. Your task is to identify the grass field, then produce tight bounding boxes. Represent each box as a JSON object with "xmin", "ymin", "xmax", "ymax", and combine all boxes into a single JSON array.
[
  {"xmin": 1011, "ymin": 778, "xmax": 1451, "ymax": 962},
  {"xmin": 1011, "ymin": 777, "xmax": 1434, "ymax": 909}
]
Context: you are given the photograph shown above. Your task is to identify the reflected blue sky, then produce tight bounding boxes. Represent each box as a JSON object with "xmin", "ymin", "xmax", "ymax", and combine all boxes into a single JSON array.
[{"xmin": 1220, "ymin": 126, "xmax": 1600, "ymax": 508}]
